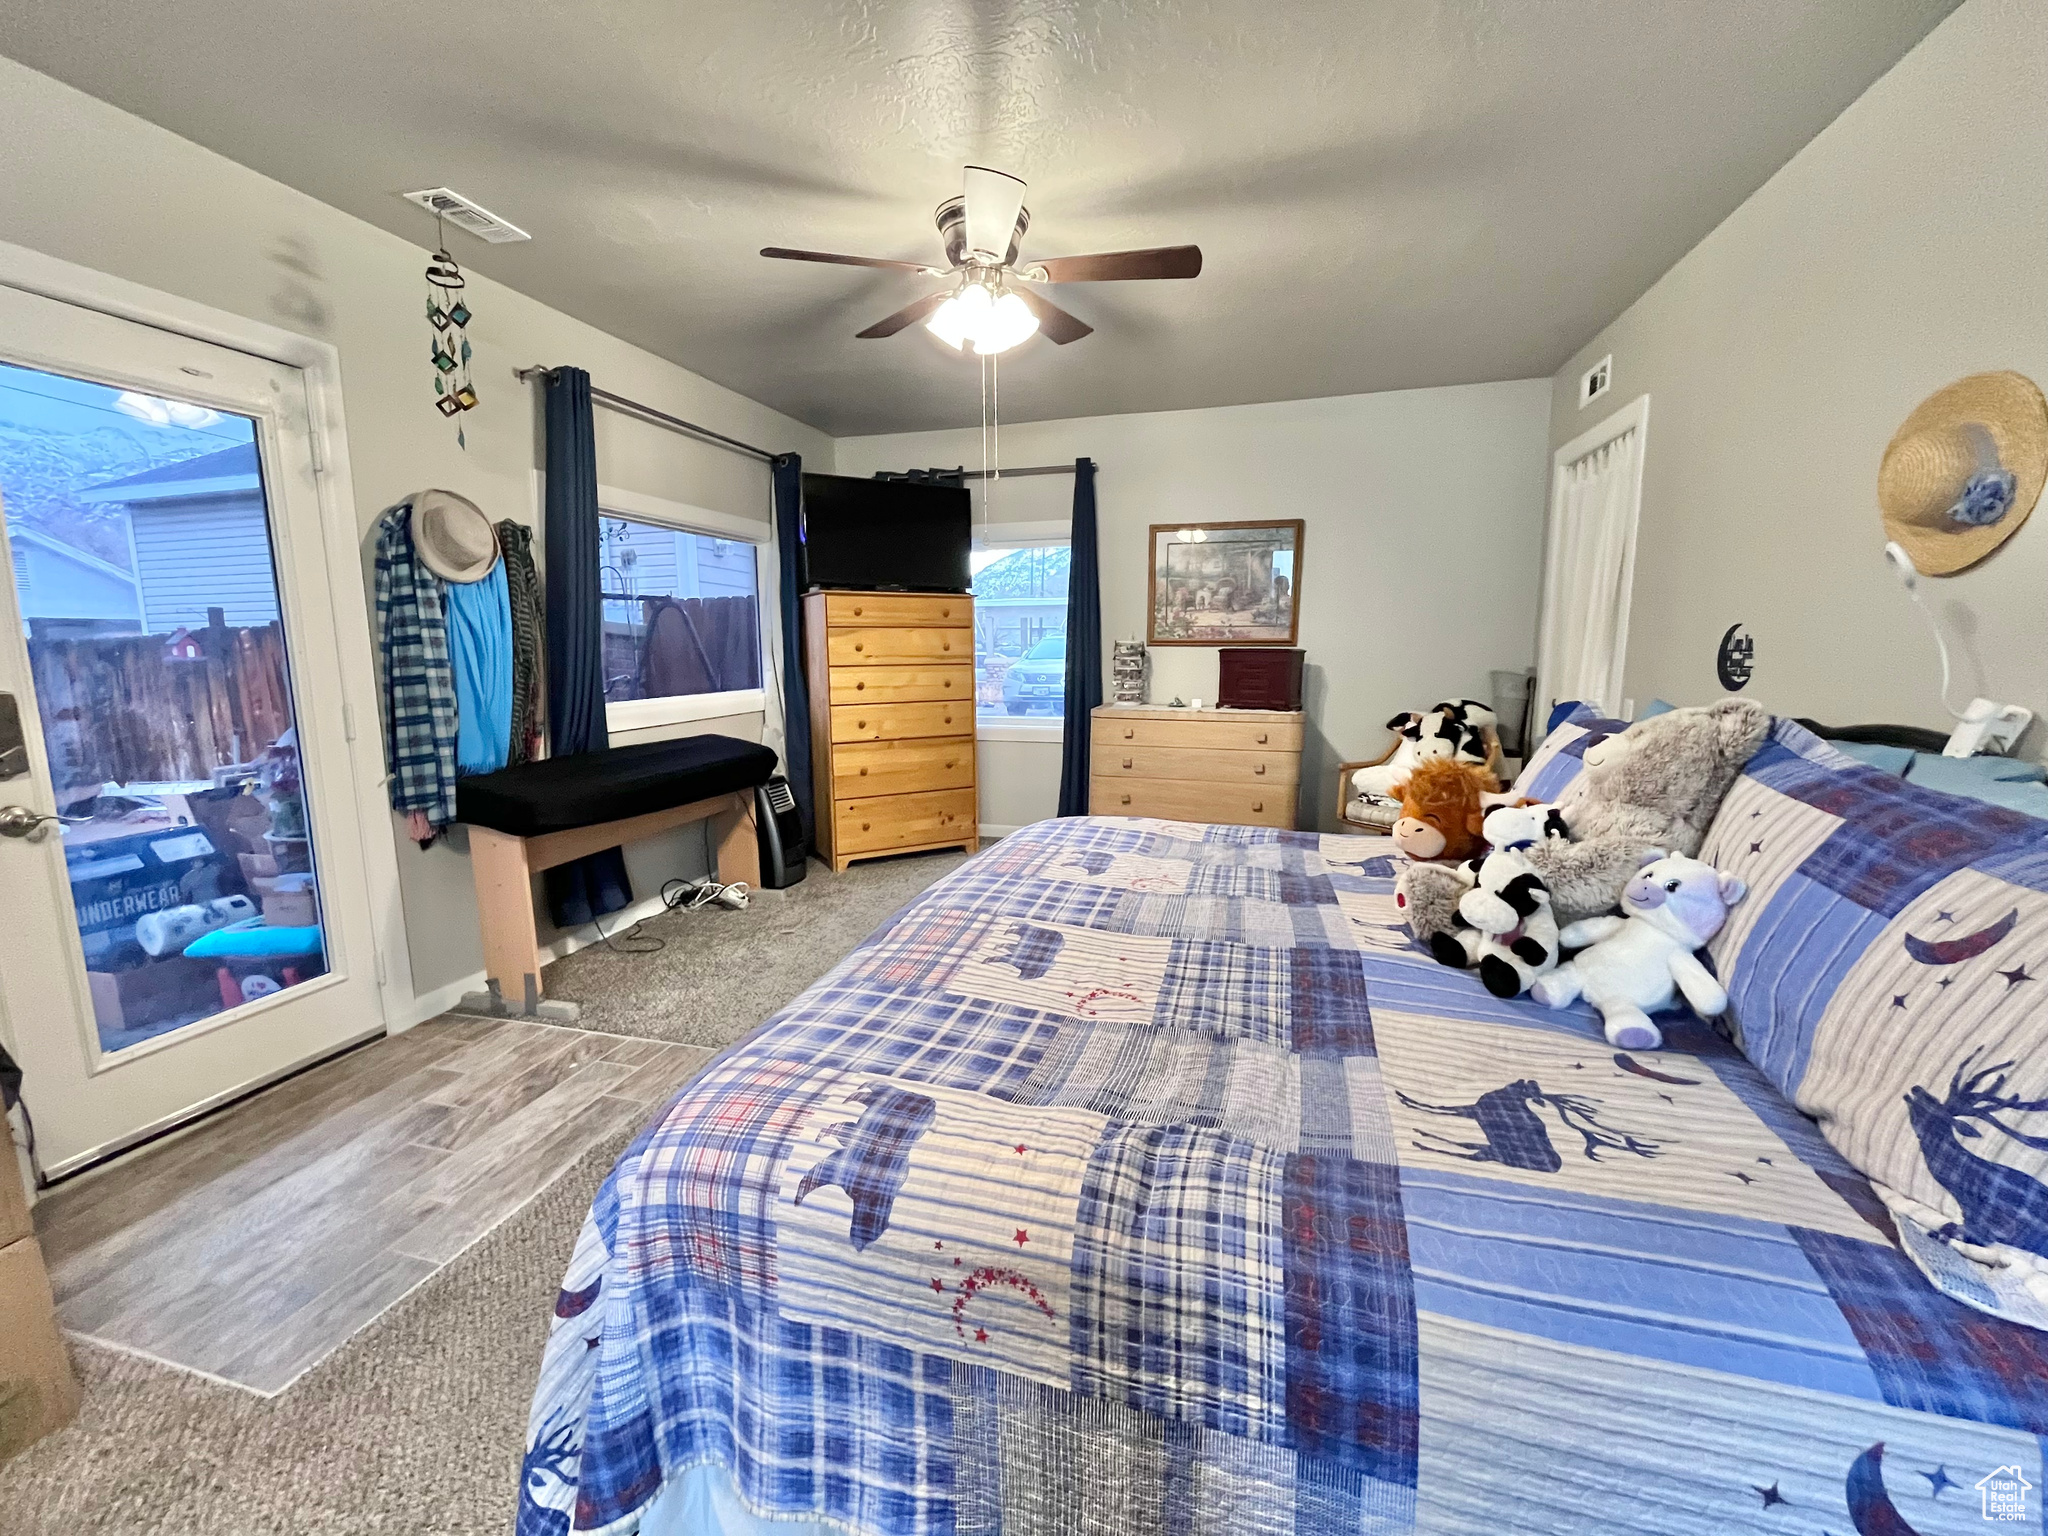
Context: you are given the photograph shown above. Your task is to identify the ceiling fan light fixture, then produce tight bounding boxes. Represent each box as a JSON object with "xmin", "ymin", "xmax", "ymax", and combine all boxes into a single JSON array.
[
  {"xmin": 924, "ymin": 281, "xmax": 1040, "ymax": 355},
  {"xmin": 972, "ymin": 291, "xmax": 1040, "ymax": 355}
]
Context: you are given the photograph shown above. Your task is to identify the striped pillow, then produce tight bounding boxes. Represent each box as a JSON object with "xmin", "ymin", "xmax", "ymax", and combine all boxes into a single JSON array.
[
  {"xmin": 1700, "ymin": 717, "xmax": 2048, "ymax": 1327},
  {"xmin": 1511, "ymin": 703, "xmax": 1631, "ymax": 804}
]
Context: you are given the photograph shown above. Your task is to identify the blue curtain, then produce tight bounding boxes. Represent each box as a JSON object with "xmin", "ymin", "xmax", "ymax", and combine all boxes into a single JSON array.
[
  {"xmin": 542, "ymin": 368, "xmax": 632, "ymax": 926},
  {"xmin": 772, "ymin": 454, "xmax": 814, "ymax": 848},
  {"xmin": 1057, "ymin": 458, "xmax": 1101, "ymax": 815}
]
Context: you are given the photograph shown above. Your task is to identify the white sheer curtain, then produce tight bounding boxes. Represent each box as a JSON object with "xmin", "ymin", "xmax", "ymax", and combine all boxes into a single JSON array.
[{"xmin": 1535, "ymin": 420, "xmax": 1642, "ymax": 719}]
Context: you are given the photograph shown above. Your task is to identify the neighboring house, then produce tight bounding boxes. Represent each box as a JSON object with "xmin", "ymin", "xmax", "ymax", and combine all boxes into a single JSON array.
[
  {"xmin": 77, "ymin": 441, "xmax": 279, "ymax": 630},
  {"xmin": 972, "ymin": 545, "xmax": 1068, "ymax": 659},
  {"xmin": 598, "ymin": 517, "xmax": 756, "ymax": 612},
  {"xmin": 8, "ymin": 523, "xmax": 143, "ymax": 637}
]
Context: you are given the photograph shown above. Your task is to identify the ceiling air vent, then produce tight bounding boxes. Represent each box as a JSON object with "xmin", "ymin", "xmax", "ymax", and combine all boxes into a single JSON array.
[
  {"xmin": 402, "ymin": 187, "xmax": 531, "ymax": 244},
  {"xmin": 1580, "ymin": 354, "xmax": 1612, "ymax": 408}
]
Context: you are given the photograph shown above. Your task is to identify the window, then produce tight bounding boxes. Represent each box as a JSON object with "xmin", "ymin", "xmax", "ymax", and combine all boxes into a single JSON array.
[
  {"xmin": 970, "ymin": 544, "xmax": 1068, "ymax": 722},
  {"xmin": 597, "ymin": 512, "xmax": 763, "ymax": 722}
]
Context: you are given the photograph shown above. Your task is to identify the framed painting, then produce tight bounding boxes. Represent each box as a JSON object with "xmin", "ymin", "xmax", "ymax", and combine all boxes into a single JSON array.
[{"xmin": 1147, "ymin": 519, "xmax": 1303, "ymax": 646}]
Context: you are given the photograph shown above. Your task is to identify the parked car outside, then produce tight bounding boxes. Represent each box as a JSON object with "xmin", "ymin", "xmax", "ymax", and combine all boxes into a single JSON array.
[{"xmin": 1000, "ymin": 633, "xmax": 1066, "ymax": 715}]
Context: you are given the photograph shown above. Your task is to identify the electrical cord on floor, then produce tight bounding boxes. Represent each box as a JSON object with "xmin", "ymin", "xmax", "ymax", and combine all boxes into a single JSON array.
[{"xmin": 588, "ymin": 820, "xmax": 753, "ymax": 958}]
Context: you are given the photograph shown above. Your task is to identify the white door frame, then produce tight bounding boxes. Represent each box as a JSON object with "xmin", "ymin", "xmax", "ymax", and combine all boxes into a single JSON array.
[
  {"xmin": 1537, "ymin": 393, "xmax": 1650, "ymax": 718},
  {"xmin": 0, "ymin": 238, "xmax": 416, "ymax": 1070}
]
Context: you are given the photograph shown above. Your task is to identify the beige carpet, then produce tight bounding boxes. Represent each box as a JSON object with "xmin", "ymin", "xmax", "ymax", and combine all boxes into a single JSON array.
[
  {"xmin": 0, "ymin": 847, "xmax": 969, "ymax": 1534},
  {"xmin": 540, "ymin": 847, "xmax": 970, "ymax": 1046}
]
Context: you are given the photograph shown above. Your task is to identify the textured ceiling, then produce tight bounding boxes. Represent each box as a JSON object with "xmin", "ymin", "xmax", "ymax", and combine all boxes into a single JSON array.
[{"xmin": 0, "ymin": 0, "xmax": 1958, "ymax": 436}]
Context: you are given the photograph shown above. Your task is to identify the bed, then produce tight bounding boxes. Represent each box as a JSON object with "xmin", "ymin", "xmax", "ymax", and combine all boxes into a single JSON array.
[{"xmin": 520, "ymin": 806, "xmax": 2047, "ymax": 1536}]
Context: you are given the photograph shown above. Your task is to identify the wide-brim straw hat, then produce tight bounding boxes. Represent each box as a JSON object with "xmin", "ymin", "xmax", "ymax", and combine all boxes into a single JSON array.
[
  {"xmin": 1879, "ymin": 371, "xmax": 2048, "ymax": 576},
  {"xmin": 412, "ymin": 488, "xmax": 499, "ymax": 583}
]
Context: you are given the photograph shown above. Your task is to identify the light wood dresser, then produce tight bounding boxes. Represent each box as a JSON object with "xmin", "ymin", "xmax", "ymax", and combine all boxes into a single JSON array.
[
  {"xmin": 1089, "ymin": 704, "xmax": 1304, "ymax": 828},
  {"xmin": 804, "ymin": 589, "xmax": 980, "ymax": 872}
]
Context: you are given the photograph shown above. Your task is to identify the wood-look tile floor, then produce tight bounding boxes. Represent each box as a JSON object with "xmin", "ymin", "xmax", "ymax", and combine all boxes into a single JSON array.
[{"xmin": 32, "ymin": 1016, "xmax": 711, "ymax": 1396}]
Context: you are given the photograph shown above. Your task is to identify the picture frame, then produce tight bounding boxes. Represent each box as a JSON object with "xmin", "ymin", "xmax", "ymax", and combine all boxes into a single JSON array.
[{"xmin": 1146, "ymin": 519, "xmax": 1303, "ymax": 646}]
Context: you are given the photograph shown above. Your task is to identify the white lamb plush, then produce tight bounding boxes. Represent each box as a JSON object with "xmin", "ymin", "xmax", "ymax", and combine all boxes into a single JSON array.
[{"xmin": 1530, "ymin": 852, "xmax": 1747, "ymax": 1051}]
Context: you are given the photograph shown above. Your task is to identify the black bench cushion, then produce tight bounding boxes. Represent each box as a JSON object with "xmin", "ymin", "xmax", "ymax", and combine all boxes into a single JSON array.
[{"xmin": 455, "ymin": 735, "xmax": 779, "ymax": 837}]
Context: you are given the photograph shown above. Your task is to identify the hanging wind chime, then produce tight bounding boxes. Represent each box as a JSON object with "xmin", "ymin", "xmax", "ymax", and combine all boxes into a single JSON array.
[{"xmin": 426, "ymin": 239, "xmax": 477, "ymax": 448}]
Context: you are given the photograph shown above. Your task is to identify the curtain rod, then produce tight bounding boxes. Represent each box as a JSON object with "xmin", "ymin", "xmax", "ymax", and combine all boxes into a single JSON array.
[
  {"xmin": 957, "ymin": 464, "xmax": 1076, "ymax": 480},
  {"xmin": 513, "ymin": 366, "xmax": 778, "ymax": 464}
]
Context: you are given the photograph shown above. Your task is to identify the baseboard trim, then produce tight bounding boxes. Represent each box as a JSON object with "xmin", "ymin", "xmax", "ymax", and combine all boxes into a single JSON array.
[
  {"xmin": 396, "ymin": 887, "xmax": 683, "ymax": 1030},
  {"xmin": 978, "ymin": 822, "xmax": 1024, "ymax": 838}
]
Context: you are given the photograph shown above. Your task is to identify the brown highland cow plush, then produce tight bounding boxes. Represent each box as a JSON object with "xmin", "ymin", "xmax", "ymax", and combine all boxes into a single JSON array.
[{"xmin": 1389, "ymin": 756, "xmax": 1500, "ymax": 863}]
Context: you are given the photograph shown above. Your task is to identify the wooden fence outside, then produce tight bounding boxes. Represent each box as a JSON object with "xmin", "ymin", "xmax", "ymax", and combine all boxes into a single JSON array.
[
  {"xmin": 27, "ymin": 613, "xmax": 294, "ymax": 790},
  {"xmin": 602, "ymin": 593, "xmax": 761, "ymax": 703}
]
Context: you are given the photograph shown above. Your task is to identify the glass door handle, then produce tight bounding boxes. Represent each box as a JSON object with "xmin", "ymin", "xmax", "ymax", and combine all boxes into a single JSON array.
[{"xmin": 0, "ymin": 805, "xmax": 83, "ymax": 839}]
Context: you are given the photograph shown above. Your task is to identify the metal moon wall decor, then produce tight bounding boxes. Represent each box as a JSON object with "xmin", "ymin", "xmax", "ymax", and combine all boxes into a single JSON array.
[
  {"xmin": 1716, "ymin": 623, "xmax": 1755, "ymax": 690},
  {"xmin": 426, "ymin": 248, "xmax": 477, "ymax": 448}
]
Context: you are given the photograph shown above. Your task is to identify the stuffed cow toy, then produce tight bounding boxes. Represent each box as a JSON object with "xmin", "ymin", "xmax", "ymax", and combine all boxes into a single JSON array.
[
  {"xmin": 1388, "ymin": 757, "xmax": 1500, "ymax": 864},
  {"xmin": 1531, "ymin": 852, "xmax": 1747, "ymax": 1050},
  {"xmin": 1350, "ymin": 699, "xmax": 1499, "ymax": 806}
]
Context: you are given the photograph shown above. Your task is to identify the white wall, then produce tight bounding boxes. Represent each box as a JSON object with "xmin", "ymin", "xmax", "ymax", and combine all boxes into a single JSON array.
[
  {"xmin": 0, "ymin": 56, "xmax": 832, "ymax": 1007},
  {"xmin": 1548, "ymin": 0, "xmax": 2048, "ymax": 746},
  {"xmin": 838, "ymin": 380, "xmax": 1553, "ymax": 830}
]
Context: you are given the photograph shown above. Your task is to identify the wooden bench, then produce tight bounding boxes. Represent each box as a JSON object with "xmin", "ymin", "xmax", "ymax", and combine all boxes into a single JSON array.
[{"xmin": 453, "ymin": 736, "xmax": 777, "ymax": 1018}]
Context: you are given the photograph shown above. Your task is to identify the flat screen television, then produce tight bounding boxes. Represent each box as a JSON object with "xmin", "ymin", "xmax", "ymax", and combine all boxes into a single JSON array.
[{"xmin": 800, "ymin": 473, "xmax": 971, "ymax": 593}]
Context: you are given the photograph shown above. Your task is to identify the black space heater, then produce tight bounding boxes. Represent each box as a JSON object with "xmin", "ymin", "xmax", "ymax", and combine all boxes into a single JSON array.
[{"xmin": 755, "ymin": 776, "xmax": 808, "ymax": 889}]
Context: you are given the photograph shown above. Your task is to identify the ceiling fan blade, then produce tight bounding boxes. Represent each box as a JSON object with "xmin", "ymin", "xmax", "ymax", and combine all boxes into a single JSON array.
[
  {"xmin": 962, "ymin": 166, "xmax": 1028, "ymax": 262},
  {"xmin": 1021, "ymin": 245, "xmax": 1203, "ymax": 283},
  {"xmin": 761, "ymin": 247, "xmax": 938, "ymax": 274},
  {"xmin": 856, "ymin": 291, "xmax": 952, "ymax": 339},
  {"xmin": 1011, "ymin": 286, "xmax": 1093, "ymax": 345}
]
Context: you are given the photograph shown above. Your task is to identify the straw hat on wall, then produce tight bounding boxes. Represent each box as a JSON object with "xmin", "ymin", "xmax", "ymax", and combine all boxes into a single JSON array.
[
  {"xmin": 1879, "ymin": 371, "xmax": 2048, "ymax": 576},
  {"xmin": 412, "ymin": 488, "xmax": 499, "ymax": 583}
]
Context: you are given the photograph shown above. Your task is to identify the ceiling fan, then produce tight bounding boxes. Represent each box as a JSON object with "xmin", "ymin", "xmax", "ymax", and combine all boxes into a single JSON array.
[{"xmin": 761, "ymin": 166, "xmax": 1201, "ymax": 355}]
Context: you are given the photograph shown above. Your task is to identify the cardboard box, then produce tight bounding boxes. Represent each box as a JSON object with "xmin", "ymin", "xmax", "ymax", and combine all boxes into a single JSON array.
[
  {"xmin": 0, "ymin": 1235, "xmax": 80, "ymax": 1463},
  {"xmin": 0, "ymin": 1148, "xmax": 27, "ymax": 1250},
  {"xmin": 251, "ymin": 873, "xmax": 319, "ymax": 928},
  {"xmin": 237, "ymin": 851, "xmax": 284, "ymax": 881},
  {"xmin": 87, "ymin": 957, "xmax": 223, "ymax": 1035}
]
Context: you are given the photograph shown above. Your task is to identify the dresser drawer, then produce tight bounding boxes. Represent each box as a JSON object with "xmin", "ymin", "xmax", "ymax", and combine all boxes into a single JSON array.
[
  {"xmin": 1091, "ymin": 715, "xmax": 1304, "ymax": 753},
  {"xmin": 1090, "ymin": 776, "xmax": 1296, "ymax": 828},
  {"xmin": 831, "ymin": 699, "xmax": 971, "ymax": 741},
  {"xmin": 834, "ymin": 787, "xmax": 978, "ymax": 853},
  {"xmin": 1094, "ymin": 745, "xmax": 1299, "ymax": 786},
  {"xmin": 827, "ymin": 663, "xmax": 973, "ymax": 705},
  {"xmin": 826, "ymin": 627, "xmax": 972, "ymax": 666},
  {"xmin": 832, "ymin": 736, "xmax": 974, "ymax": 796},
  {"xmin": 823, "ymin": 592, "xmax": 970, "ymax": 628}
]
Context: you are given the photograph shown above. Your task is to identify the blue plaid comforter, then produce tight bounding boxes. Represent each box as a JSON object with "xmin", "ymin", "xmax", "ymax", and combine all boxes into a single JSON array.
[{"xmin": 520, "ymin": 817, "xmax": 2048, "ymax": 1536}]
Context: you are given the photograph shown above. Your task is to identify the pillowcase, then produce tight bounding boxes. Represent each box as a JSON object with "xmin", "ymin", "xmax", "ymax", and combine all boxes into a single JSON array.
[
  {"xmin": 1511, "ymin": 702, "xmax": 1631, "ymax": 803},
  {"xmin": 1700, "ymin": 717, "xmax": 2048, "ymax": 1326}
]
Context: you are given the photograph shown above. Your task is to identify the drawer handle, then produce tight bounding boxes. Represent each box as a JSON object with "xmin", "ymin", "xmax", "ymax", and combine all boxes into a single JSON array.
[
  {"xmin": 856, "ymin": 681, "xmax": 866, "ymax": 691},
  {"xmin": 853, "ymin": 605, "xmax": 863, "ymax": 616},
  {"xmin": 853, "ymin": 642, "xmax": 864, "ymax": 652},
  {"xmin": 943, "ymin": 714, "xmax": 953, "ymax": 724},
  {"xmin": 862, "ymin": 822, "xmax": 871, "ymax": 831},
  {"xmin": 1257, "ymin": 732, "xmax": 1269, "ymax": 744},
  {"xmin": 1123, "ymin": 728, "xmax": 1134, "ymax": 740},
  {"xmin": 1255, "ymin": 763, "xmax": 1267, "ymax": 776},
  {"xmin": 1122, "ymin": 757, "xmax": 1133, "ymax": 769},
  {"xmin": 859, "ymin": 767, "xmax": 868, "ymax": 776},
  {"xmin": 1254, "ymin": 801, "xmax": 1264, "ymax": 813},
  {"xmin": 941, "ymin": 640, "xmax": 951, "ymax": 651},
  {"xmin": 943, "ymin": 678, "xmax": 953, "ymax": 688},
  {"xmin": 940, "ymin": 606, "xmax": 950, "ymax": 617},
  {"xmin": 1120, "ymin": 794, "xmax": 1131, "ymax": 806},
  {"xmin": 856, "ymin": 720, "xmax": 867, "ymax": 729},
  {"xmin": 945, "ymin": 760, "xmax": 956, "ymax": 769}
]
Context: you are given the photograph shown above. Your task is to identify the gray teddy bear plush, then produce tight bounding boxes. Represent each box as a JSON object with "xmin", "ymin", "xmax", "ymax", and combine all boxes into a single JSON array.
[{"xmin": 1395, "ymin": 698, "xmax": 1771, "ymax": 948}]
